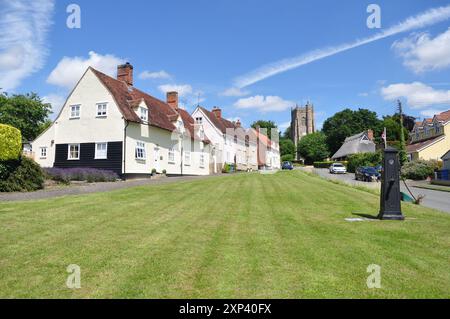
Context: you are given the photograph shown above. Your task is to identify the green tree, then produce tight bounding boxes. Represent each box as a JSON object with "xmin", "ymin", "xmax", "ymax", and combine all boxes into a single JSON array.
[
  {"xmin": 282, "ymin": 125, "xmax": 291, "ymax": 140},
  {"xmin": 322, "ymin": 108, "xmax": 382, "ymax": 155},
  {"xmin": 297, "ymin": 132, "xmax": 330, "ymax": 164},
  {"xmin": 279, "ymin": 138, "xmax": 295, "ymax": 158},
  {"xmin": 251, "ymin": 120, "xmax": 278, "ymax": 139},
  {"xmin": 0, "ymin": 92, "xmax": 52, "ymax": 141}
]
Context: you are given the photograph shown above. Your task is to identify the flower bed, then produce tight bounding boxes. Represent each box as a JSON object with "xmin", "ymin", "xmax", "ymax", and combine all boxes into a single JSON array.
[{"xmin": 44, "ymin": 167, "xmax": 119, "ymax": 184}]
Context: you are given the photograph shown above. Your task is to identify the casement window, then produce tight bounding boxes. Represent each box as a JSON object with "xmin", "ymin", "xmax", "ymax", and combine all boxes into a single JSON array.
[
  {"xmin": 200, "ymin": 153, "xmax": 205, "ymax": 168},
  {"xmin": 234, "ymin": 135, "xmax": 238, "ymax": 144},
  {"xmin": 68, "ymin": 144, "xmax": 80, "ymax": 160},
  {"xmin": 135, "ymin": 141, "xmax": 146, "ymax": 160},
  {"xmin": 70, "ymin": 105, "xmax": 81, "ymax": 119},
  {"xmin": 184, "ymin": 151, "xmax": 191, "ymax": 165},
  {"xmin": 96, "ymin": 103, "xmax": 107, "ymax": 117},
  {"xmin": 95, "ymin": 143, "xmax": 108, "ymax": 159},
  {"xmin": 436, "ymin": 125, "xmax": 441, "ymax": 134},
  {"xmin": 168, "ymin": 147, "xmax": 175, "ymax": 163},
  {"xmin": 40, "ymin": 147, "xmax": 47, "ymax": 159},
  {"xmin": 199, "ymin": 129, "xmax": 205, "ymax": 139},
  {"xmin": 140, "ymin": 107, "xmax": 148, "ymax": 122},
  {"xmin": 195, "ymin": 117, "xmax": 203, "ymax": 125}
]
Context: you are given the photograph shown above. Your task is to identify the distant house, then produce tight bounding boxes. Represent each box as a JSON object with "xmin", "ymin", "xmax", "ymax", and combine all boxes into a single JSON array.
[
  {"xmin": 407, "ymin": 110, "xmax": 450, "ymax": 161},
  {"xmin": 250, "ymin": 128, "xmax": 281, "ymax": 170},
  {"xmin": 331, "ymin": 130, "xmax": 375, "ymax": 161},
  {"xmin": 442, "ymin": 150, "xmax": 450, "ymax": 170}
]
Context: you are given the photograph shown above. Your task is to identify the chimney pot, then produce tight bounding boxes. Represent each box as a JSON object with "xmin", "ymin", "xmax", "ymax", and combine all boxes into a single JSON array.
[
  {"xmin": 117, "ymin": 62, "xmax": 133, "ymax": 86},
  {"xmin": 367, "ymin": 129, "xmax": 374, "ymax": 141},
  {"xmin": 167, "ymin": 91, "xmax": 179, "ymax": 109},
  {"xmin": 212, "ymin": 107, "xmax": 222, "ymax": 119}
]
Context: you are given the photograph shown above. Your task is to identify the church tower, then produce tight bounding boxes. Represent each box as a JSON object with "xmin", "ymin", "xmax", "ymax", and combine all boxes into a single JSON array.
[{"xmin": 291, "ymin": 102, "xmax": 315, "ymax": 160}]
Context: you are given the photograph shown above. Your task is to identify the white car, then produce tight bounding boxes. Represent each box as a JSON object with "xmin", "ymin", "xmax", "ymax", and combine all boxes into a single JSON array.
[{"xmin": 329, "ymin": 163, "xmax": 347, "ymax": 174}]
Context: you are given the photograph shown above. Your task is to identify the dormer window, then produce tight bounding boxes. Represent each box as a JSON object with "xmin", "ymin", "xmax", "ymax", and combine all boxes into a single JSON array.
[{"xmin": 140, "ymin": 107, "xmax": 148, "ymax": 122}]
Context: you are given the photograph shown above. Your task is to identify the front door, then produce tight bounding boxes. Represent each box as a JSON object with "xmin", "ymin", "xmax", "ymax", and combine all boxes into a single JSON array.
[{"xmin": 154, "ymin": 147, "xmax": 160, "ymax": 172}]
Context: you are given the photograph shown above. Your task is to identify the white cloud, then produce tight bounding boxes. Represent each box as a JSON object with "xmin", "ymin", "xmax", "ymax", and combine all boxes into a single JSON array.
[
  {"xmin": 220, "ymin": 87, "xmax": 250, "ymax": 97},
  {"xmin": 392, "ymin": 28, "xmax": 450, "ymax": 73},
  {"xmin": 420, "ymin": 109, "xmax": 445, "ymax": 118},
  {"xmin": 47, "ymin": 51, "xmax": 125, "ymax": 89},
  {"xmin": 234, "ymin": 95, "xmax": 294, "ymax": 112},
  {"xmin": 42, "ymin": 93, "xmax": 66, "ymax": 118},
  {"xmin": 0, "ymin": 0, "xmax": 54, "ymax": 91},
  {"xmin": 278, "ymin": 121, "xmax": 291, "ymax": 130},
  {"xmin": 358, "ymin": 92, "xmax": 369, "ymax": 97},
  {"xmin": 158, "ymin": 84, "xmax": 193, "ymax": 97},
  {"xmin": 381, "ymin": 82, "xmax": 450, "ymax": 108},
  {"xmin": 233, "ymin": 5, "xmax": 450, "ymax": 88},
  {"xmin": 139, "ymin": 70, "xmax": 171, "ymax": 80}
]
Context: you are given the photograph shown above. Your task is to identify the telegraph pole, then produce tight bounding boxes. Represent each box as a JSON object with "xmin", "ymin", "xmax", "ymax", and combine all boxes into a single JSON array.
[{"xmin": 397, "ymin": 100, "xmax": 407, "ymax": 165}]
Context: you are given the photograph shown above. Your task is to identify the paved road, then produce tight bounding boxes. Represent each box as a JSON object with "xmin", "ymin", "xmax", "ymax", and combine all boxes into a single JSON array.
[{"xmin": 300, "ymin": 167, "xmax": 450, "ymax": 214}]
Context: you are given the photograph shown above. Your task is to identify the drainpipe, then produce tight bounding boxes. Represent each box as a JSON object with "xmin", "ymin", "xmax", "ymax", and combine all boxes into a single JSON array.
[
  {"xmin": 123, "ymin": 120, "xmax": 129, "ymax": 177},
  {"xmin": 180, "ymin": 133, "xmax": 184, "ymax": 176}
]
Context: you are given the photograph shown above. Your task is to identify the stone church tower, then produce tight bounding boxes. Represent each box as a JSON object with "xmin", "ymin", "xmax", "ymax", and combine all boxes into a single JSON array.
[{"xmin": 291, "ymin": 103, "xmax": 315, "ymax": 159}]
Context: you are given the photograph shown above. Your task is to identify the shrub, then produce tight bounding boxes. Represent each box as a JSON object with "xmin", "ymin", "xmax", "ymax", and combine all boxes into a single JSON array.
[
  {"xmin": 347, "ymin": 152, "xmax": 382, "ymax": 173},
  {"xmin": 162, "ymin": 169, "xmax": 167, "ymax": 175},
  {"xmin": 281, "ymin": 154, "xmax": 295, "ymax": 162},
  {"xmin": 401, "ymin": 160, "xmax": 436, "ymax": 180},
  {"xmin": 0, "ymin": 124, "xmax": 22, "ymax": 161},
  {"xmin": 151, "ymin": 168, "xmax": 157, "ymax": 175},
  {"xmin": 0, "ymin": 157, "xmax": 44, "ymax": 192},
  {"xmin": 44, "ymin": 167, "xmax": 118, "ymax": 183},
  {"xmin": 222, "ymin": 163, "xmax": 231, "ymax": 173},
  {"xmin": 313, "ymin": 161, "xmax": 347, "ymax": 168}
]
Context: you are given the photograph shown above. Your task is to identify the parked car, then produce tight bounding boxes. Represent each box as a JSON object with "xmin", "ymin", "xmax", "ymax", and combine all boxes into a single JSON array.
[
  {"xmin": 282, "ymin": 161, "xmax": 294, "ymax": 170},
  {"xmin": 355, "ymin": 166, "xmax": 381, "ymax": 182},
  {"xmin": 329, "ymin": 163, "xmax": 347, "ymax": 174}
]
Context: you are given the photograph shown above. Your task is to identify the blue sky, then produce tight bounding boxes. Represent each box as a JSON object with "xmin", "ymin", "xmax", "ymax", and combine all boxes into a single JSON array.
[{"xmin": 1, "ymin": 0, "xmax": 450, "ymax": 132}]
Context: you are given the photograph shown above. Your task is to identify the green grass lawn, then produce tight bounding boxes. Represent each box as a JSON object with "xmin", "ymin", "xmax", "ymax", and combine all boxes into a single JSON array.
[{"xmin": 0, "ymin": 171, "xmax": 449, "ymax": 298}]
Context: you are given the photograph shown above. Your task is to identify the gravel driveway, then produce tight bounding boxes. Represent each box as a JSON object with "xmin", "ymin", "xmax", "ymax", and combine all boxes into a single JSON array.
[{"xmin": 0, "ymin": 175, "xmax": 215, "ymax": 202}]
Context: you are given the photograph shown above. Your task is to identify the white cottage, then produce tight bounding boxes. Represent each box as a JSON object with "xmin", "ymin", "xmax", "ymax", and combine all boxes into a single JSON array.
[{"xmin": 31, "ymin": 63, "xmax": 211, "ymax": 178}]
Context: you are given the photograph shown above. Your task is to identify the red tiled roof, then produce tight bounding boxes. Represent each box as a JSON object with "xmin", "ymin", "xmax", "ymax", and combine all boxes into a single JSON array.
[
  {"xmin": 91, "ymin": 67, "xmax": 177, "ymax": 132},
  {"xmin": 407, "ymin": 135, "xmax": 444, "ymax": 153},
  {"xmin": 435, "ymin": 109, "xmax": 450, "ymax": 122},
  {"xmin": 198, "ymin": 106, "xmax": 236, "ymax": 134}
]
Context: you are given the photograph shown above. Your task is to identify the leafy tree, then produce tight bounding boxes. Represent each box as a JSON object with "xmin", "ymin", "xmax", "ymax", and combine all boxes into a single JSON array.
[
  {"xmin": 0, "ymin": 92, "xmax": 52, "ymax": 141},
  {"xmin": 322, "ymin": 108, "xmax": 382, "ymax": 155},
  {"xmin": 297, "ymin": 132, "xmax": 330, "ymax": 164},
  {"xmin": 251, "ymin": 120, "xmax": 278, "ymax": 140},
  {"xmin": 282, "ymin": 125, "xmax": 291, "ymax": 140},
  {"xmin": 279, "ymin": 138, "xmax": 295, "ymax": 158}
]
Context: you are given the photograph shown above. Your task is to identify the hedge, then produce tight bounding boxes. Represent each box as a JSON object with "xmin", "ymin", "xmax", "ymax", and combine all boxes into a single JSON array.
[
  {"xmin": 347, "ymin": 152, "xmax": 382, "ymax": 173},
  {"xmin": 0, "ymin": 157, "xmax": 45, "ymax": 192},
  {"xmin": 0, "ymin": 124, "xmax": 22, "ymax": 161},
  {"xmin": 313, "ymin": 161, "xmax": 348, "ymax": 168},
  {"xmin": 281, "ymin": 154, "xmax": 295, "ymax": 162},
  {"xmin": 401, "ymin": 160, "xmax": 439, "ymax": 180}
]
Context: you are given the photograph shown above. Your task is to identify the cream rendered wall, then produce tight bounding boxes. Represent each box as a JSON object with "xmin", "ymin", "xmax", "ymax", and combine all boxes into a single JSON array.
[
  {"xmin": 125, "ymin": 122, "xmax": 210, "ymax": 176},
  {"xmin": 31, "ymin": 124, "xmax": 56, "ymax": 167},
  {"xmin": 31, "ymin": 69, "xmax": 125, "ymax": 168},
  {"xmin": 418, "ymin": 123, "xmax": 450, "ymax": 161}
]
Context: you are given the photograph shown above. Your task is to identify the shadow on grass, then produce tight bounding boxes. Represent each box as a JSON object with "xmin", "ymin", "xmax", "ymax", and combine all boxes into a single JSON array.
[{"xmin": 352, "ymin": 213, "xmax": 379, "ymax": 220}]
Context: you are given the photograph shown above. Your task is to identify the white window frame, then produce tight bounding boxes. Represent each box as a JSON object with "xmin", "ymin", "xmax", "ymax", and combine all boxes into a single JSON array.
[
  {"xmin": 95, "ymin": 142, "xmax": 108, "ymax": 159},
  {"xmin": 184, "ymin": 151, "xmax": 191, "ymax": 166},
  {"xmin": 39, "ymin": 147, "xmax": 47, "ymax": 159},
  {"xmin": 68, "ymin": 144, "xmax": 80, "ymax": 160},
  {"xmin": 135, "ymin": 141, "xmax": 146, "ymax": 160},
  {"xmin": 96, "ymin": 103, "xmax": 108, "ymax": 117},
  {"xmin": 70, "ymin": 105, "xmax": 81, "ymax": 119},
  {"xmin": 140, "ymin": 107, "xmax": 148, "ymax": 122},
  {"xmin": 168, "ymin": 147, "xmax": 175, "ymax": 163},
  {"xmin": 200, "ymin": 153, "xmax": 205, "ymax": 168}
]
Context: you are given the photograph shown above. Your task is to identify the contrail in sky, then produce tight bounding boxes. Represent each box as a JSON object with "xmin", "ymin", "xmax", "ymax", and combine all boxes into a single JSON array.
[{"xmin": 233, "ymin": 5, "xmax": 450, "ymax": 89}]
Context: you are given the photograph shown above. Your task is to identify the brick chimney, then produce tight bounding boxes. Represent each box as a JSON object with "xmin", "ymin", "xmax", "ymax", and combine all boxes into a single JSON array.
[
  {"xmin": 367, "ymin": 129, "xmax": 374, "ymax": 141},
  {"xmin": 166, "ymin": 91, "xmax": 178, "ymax": 109},
  {"xmin": 212, "ymin": 107, "xmax": 222, "ymax": 119},
  {"xmin": 117, "ymin": 62, "xmax": 133, "ymax": 86}
]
